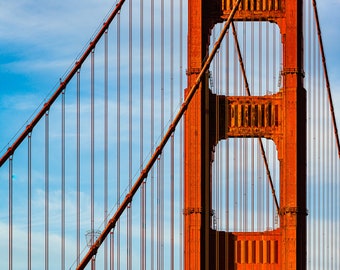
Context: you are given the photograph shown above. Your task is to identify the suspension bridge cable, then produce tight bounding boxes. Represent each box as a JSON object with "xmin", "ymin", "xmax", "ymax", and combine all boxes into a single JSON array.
[
  {"xmin": 150, "ymin": 0, "xmax": 155, "ymax": 268},
  {"xmin": 219, "ymin": 30, "xmax": 223, "ymax": 230},
  {"xmin": 45, "ymin": 111, "xmax": 49, "ymax": 270},
  {"xmin": 61, "ymin": 89, "xmax": 66, "ymax": 270},
  {"xmin": 9, "ymin": 156, "xmax": 13, "ymax": 270},
  {"xmin": 76, "ymin": 69, "xmax": 81, "ymax": 266},
  {"xmin": 110, "ymin": 231, "xmax": 114, "ymax": 270},
  {"xmin": 306, "ymin": 0, "xmax": 312, "ymax": 263},
  {"xmin": 243, "ymin": 22, "xmax": 248, "ymax": 232},
  {"xmin": 231, "ymin": 22, "xmax": 280, "ymax": 215},
  {"xmin": 90, "ymin": 48, "xmax": 95, "ymax": 270},
  {"xmin": 233, "ymin": 22, "xmax": 238, "ymax": 231},
  {"xmin": 258, "ymin": 21, "xmax": 263, "ymax": 230},
  {"xmin": 179, "ymin": 0, "xmax": 184, "ymax": 267},
  {"xmin": 170, "ymin": 0, "xmax": 175, "ymax": 268},
  {"xmin": 312, "ymin": 0, "xmax": 340, "ymax": 157},
  {"xmin": 224, "ymin": 17, "xmax": 231, "ymax": 262},
  {"xmin": 156, "ymin": 158, "xmax": 162, "ymax": 270},
  {"xmin": 139, "ymin": 1, "xmax": 146, "ymax": 269},
  {"xmin": 158, "ymin": 0, "xmax": 165, "ymax": 267},
  {"xmin": 27, "ymin": 133, "xmax": 32, "ymax": 270},
  {"xmin": 104, "ymin": 29, "xmax": 109, "ymax": 270},
  {"xmin": 321, "ymin": 48, "xmax": 325, "ymax": 269},
  {"xmin": 316, "ymin": 25, "xmax": 321, "ymax": 268},
  {"xmin": 250, "ymin": 21, "xmax": 255, "ymax": 232},
  {"xmin": 225, "ymin": 29, "xmax": 230, "ymax": 232},
  {"xmin": 75, "ymin": 2, "xmax": 242, "ymax": 268},
  {"xmin": 127, "ymin": 0, "xmax": 133, "ymax": 268},
  {"xmin": 265, "ymin": 23, "xmax": 270, "ymax": 229},
  {"xmin": 116, "ymin": 11, "xmax": 121, "ymax": 270},
  {"xmin": 272, "ymin": 22, "xmax": 278, "ymax": 228},
  {"xmin": 326, "ymin": 74, "xmax": 331, "ymax": 269}
]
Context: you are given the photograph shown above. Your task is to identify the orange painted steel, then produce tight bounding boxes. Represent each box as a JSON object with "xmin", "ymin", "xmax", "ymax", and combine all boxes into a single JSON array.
[
  {"xmin": 185, "ymin": 0, "xmax": 306, "ymax": 269},
  {"xmin": 184, "ymin": 0, "xmax": 216, "ymax": 267}
]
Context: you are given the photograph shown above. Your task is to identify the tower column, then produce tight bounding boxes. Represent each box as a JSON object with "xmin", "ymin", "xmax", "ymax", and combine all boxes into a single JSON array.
[
  {"xmin": 184, "ymin": 0, "xmax": 213, "ymax": 269},
  {"xmin": 279, "ymin": 0, "xmax": 307, "ymax": 269}
]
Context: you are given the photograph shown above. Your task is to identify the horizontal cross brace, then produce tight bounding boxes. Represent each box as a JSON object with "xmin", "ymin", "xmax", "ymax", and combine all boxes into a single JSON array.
[{"xmin": 210, "ymin": 92, "xmax": 283, "ymax": 145}]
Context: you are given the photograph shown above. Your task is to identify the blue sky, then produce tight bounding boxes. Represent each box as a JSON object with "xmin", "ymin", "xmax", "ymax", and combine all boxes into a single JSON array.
[
  {"xmin": 0, "ymin": 0, "xmax": 118, "ymax": 151},
  {"xmin": 0, "ymin": 0, "xmax": 340, "ymax": 269}
]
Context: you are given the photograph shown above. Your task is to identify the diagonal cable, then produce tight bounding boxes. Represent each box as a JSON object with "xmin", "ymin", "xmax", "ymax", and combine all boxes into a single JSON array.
[{"xmin": 231, "ymin": 22, "xmax": 280, "ymax": 215}]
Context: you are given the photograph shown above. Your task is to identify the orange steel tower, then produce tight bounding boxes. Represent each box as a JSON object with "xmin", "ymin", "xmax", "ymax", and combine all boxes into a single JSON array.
[{"xmin": 184, "ymin": 0, "xmax": 306, "ymax": 269}]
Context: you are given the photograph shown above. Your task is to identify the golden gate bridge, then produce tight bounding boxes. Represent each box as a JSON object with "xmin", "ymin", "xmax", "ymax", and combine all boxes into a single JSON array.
[{"xmin": 0, "ymin": 0, "xmax": 339, "ymax": 269}]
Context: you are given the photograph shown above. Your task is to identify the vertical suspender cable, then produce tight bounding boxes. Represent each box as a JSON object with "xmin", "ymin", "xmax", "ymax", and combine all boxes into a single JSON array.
[
  {"xmin": 170, "ymin": 0, "xmax": 174, "ymax": 268},
  {"xmin": 156, "ymin": 156, "xmax": 162, "ymax": 269},
  {"xmin": 238, "ymin": 23, "xmax": 242, "ymax": 231},
  {"xmin": 221, "ymin": 28, "xmax": 224, "ymax": 231},
  {"xmin": 179, "ymin": 0, "xmax": 184, "ymax": 267},
  {"xmin": 336, "ymin": 139, "xmax": 339, "ymax": 269},
  {"xmin": 225, "ymin": 30, "xmax": 230, "ymax": 233},
  {"xmin": 61, "ymin": 89, "xmax": 66, "ymax": 270},
  {"xmin": 238, "ymin": 26, "xmax": 242, "ymax": 230},
  {"xmin": 90, "ymin": 48, "xmax": 95, "ymax": 270},
  {"xmin": 221, "ymin": 37, "xmax": 224, "ymax": 230},
  {"xmin": 139, "ymin": 0, "xmax": 145, "ymax": 269},
  {"xmin": 9, "ymin": 155, "xmax": 13, "ymax": 270},
  {"xmin": 258, "ymin": 22, "xmax": 263, "ymax": 230},
  {"xmin": 323, "ymin": 62, "xmax": 328, "ymax": 269},
  {"xmin": 304, "ymin": 5, "xmax": 308, "ymax": 255},
  {"xmin": 104, "ymin": 29, "xmax": 109, "ymax": 270},
  {"xmin": 217, "ymin": 39, "xmax": 222, "ymax": 264},
  {"xmin": 314, "ymin": 17, "xmax": 318, "ymax": 267},
  {"xmin": 28, "ymin": 133, "xmax": 32, "ymax": 270},
  {"xmin": 330, "ymin": 90, "xmax": 335, "ymax": 267},
  {"xmin": 326, "ymin": 75, "xmax": 331, "ymax": 269},
  {"xmin": 233, "ymin": 24, "xmax": 238, "ymax": 231},
  {"xmin": 128, "ymin": 0, "xmax": 133, "ymax": 268},
  {"xmin": 331, "ymin": 84, "xmax": 334, "ymax": 268},
  {"xmin": 250, "ymin": 21, "xmax": 255, "ymax": 232},
  {"xmin": 110, "ymin": 231, "xmax": 114, "ymax": 270},
  {"xmin": 160, "ymin": 0, "xmax": 165, "ymax": 267},
  {"xmin": 316, "ymin": 25, "xmax": 320, "ymax": 268},
  {"xmin": 319, "ymin": 39, "xmax": 325, "ymax": 270},
  {"xmin": 45, "ymin": 111, "xmax": 49, "ymax": 270},
  {"xmin": 306, "ymin": 0, "xmax": 312, "ymax": 258},
  {"xmin": 272, "ymin": 23, "xmax": 277, "ymax": 227},
  {"xmin": 150, "ymin": 0, "xmax": 155, "ymax": 268},
  {"xmin": 243, "ymin": 23, "xmax": 247, "ymax": 231},
  {"xmin": 116, "ymin": 11, "xmax": 121, "ymax": 270},
  {"xmin": 76, "ymin": 69, "xmax": 81, "ymax": 266},
  {"xmin": 309, "ymin": 1, "xmax": 314, "ymax": 264},
  {"xmin": 217, "ymin": 27, "xmax": 221, "ymax": 232},
  {"xmin": 314, "ymin": 20, "xmax": 320, "ymax": 268},
  {"xmin": 265, "ymin": 23, "xmax": 270, "ymax": 229}
]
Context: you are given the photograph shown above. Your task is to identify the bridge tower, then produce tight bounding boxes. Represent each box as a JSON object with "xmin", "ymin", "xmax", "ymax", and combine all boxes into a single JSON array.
[{"xmin": 184, "ymin": 0, "xmax": 306, "ymax": 269}]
